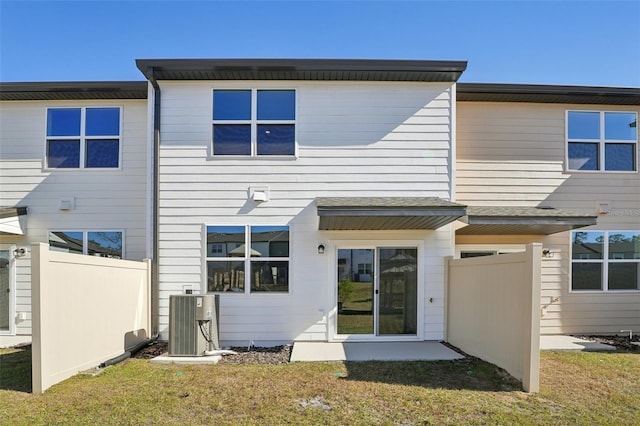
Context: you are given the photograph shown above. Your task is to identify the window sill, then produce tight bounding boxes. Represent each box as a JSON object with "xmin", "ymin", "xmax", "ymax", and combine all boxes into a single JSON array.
[
  {"xmin": 207, "ymin": 155, "xmax": 298, "ymax": 161},
  {"xmin": 565, "ymin": 168, "xmax": 638, "ymax": 174},
  {"xmin": 569, "ymin": 289, "xmax": 640, "ymax": 294}
]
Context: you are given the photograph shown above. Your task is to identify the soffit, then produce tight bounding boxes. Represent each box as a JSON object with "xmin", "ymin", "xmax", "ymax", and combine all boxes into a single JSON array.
[
  {"xmin": 456, "ymin": 206, "xmax": 597, "ymax": 235},
  {"xmin": 457, "ymin": 83, "xmax": 640, "ymax": 106},
  {"xmin": 136, "ymin": 59, "xmax": 468, "ymax": 82},
  {"xmin": 0, "ymin": 82, "xmax": 148, "ymax": 101},
  {"xmin": 317, "ymin": 197, "xmax": 467, "ymax": 231}
]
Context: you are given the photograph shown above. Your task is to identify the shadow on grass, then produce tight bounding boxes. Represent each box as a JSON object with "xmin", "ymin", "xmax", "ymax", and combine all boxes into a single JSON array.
[
  {"xmin": 342, "ymin": 359, "xmax": 522, "ymax": 392},
  {"xmin": 0, "ymin": 347, "xmax": 32, "ymax": 393}
]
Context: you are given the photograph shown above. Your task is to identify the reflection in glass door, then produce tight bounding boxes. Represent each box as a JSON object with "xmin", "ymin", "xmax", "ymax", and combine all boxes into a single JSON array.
[
  {"xmin": 336, "ymin": 247, "xmax": 417, "ymax": 336},
  {"xmin": 337, "ymin": 249, "xmax": 374, "ymax": 335},
  {"xmin": 0, "ymin": 251, "xmax": 10, "ymax": 332}
]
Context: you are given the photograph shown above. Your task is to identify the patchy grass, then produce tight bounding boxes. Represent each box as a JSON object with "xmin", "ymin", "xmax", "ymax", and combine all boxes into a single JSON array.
[{"xmin": 1, "ymin": 347, "xmax": 638, "ymax": 425}]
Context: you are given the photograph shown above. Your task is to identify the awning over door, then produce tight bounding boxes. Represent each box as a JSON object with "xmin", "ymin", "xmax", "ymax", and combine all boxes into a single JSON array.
[
  {"xmin": 316, "ymin": 197, "xmax": 467, "ymax": 230},
  {"xmin": 0, "ymin": 207, "xmax": 27, "ymax": 235},
  {"xmin": 456, "ymin": 206, "xmax": 597, "ymax": 235}
]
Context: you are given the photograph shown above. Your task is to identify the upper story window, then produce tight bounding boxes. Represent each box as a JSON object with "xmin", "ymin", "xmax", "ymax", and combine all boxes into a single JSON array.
[
  {"xmin": 212, "ymin": 90, "xmax": 295, "ymax": 156},
  {"xmin": 46, "ymin": 107, "xmax": 121, "ymax": 169},
  {"xmin": 48, "ymin": 230, "xmax": 124, "ymax": 258},
  {"xmin": 566, "ymin": 111, "xmax": 637, "ymax": 172},
  {"xmin": 571, "ymin": 231, "xmax": 640, "ymax": 291},
  {"xmin": 206, "ymin": 225, "xmax": 290, "ymax": 293}
]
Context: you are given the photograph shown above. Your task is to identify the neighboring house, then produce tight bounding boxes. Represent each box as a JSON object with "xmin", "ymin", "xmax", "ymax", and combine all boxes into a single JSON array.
[
  {"xmin": 1, "ymin": 59, "xmax": 638, "ymax": 345},
  {"xmin": 455, "ymin": 84, "xmax": 640, "ymax": 335},
  {"xmin": 0, "ymin": 82, "xmax": 150, "ymax": 337}
]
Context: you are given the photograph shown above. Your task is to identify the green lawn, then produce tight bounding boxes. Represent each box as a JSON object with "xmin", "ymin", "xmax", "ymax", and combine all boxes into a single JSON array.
[{"xmin": 1, "ymin": 347, "xmax": 639, "ymax": 425}]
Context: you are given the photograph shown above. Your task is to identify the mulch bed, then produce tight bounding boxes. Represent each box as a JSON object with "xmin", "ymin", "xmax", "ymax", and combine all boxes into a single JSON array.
[
  {"xmin": 132, "ymin": 341, "xmax": 292, "ymax": 364},
  {"xmin": 579, "ymin": 335, "xmax": 640, "ymax": 353}
]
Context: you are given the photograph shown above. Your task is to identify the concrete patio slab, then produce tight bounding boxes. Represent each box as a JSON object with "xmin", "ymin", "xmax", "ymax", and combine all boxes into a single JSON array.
[
  {"xmin": 540, "ymin": 335, "xmax": 616, "ymax": 351},
  {"xmin": 290, "ymin": 341, "xmax": 464, "ymax": 362},
  {"xmin": 0, "ymin": 335, "xmax": 31, "ymax": 348},
  {"xmin": 150, "ymin": 353, "xmax": 222, "ymax": 364}
]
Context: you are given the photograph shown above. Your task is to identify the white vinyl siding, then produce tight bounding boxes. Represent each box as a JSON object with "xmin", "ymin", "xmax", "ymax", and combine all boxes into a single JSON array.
[
  {"xmin": 156, "ymin": 80, "xmax": 456, "ymax": 343},
  {"xmin": 456, "ymin": 101, "xmax": 640, "ymax": 335},
  {"xmin": 0, "ymin": 99, "xmax": 148, "ymax": 335}
]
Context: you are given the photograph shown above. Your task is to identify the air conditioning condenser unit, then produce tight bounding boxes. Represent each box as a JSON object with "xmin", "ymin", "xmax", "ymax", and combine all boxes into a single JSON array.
[{"xmin": 169, "ymin": 294, "xmax": 220, "ymax": 356}]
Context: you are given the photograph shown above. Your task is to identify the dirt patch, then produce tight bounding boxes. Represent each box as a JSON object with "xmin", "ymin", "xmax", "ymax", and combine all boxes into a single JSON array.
[
  {"xmin": 132, "ymin": 341, "xmax": 292, "ymax": 364},
  {"xmin": 578, "ymin": 335, "xmax": 640, "ymax": 353}
]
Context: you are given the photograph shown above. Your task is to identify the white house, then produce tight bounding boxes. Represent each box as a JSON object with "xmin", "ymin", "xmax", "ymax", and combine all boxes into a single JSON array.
[
  {"xmin": 0, "ymin": 82, "xmax": 150, "ymax": 338},
  {"xmin": 1, "ymin": 59, "xmax": 638, "ymax": 346}
]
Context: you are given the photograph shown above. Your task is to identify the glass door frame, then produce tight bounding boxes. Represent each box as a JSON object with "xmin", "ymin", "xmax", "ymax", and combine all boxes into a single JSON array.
[
  {"xmin": 0, "ymin": 244, "xmax": 16, "ymax": 335},
  {"xmin": 329, "ymin": 239, "xmax": 424, "ymax": 342}
]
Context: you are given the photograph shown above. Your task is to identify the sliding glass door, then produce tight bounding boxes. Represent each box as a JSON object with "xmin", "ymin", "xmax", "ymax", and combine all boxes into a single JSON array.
[{"xmin": 336, "ymin": 247, "xmax": 417, "ymax": 337}]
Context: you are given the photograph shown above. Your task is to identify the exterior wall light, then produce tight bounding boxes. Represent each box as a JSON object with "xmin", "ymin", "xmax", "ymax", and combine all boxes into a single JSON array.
[{"xmin": 317, "ymin": 244, "xmax": 325, "ymax": 254}]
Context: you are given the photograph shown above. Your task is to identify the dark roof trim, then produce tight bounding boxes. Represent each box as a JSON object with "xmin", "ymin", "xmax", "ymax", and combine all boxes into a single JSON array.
[
  {"xmin": 457, "ymin": 83, "xmax": 640, "ymax": 105},
  {"xmin": 456, "ymin": 206, "xmax": 597, "ymax": 235},
  {"xmin": 316, "ymin": 197, "xmax": 467, "ymax": 230},
  {"xmin": 136, "ymin": 58, "xmax": 467, "ymax": 82},
  {"xmin": 0, "ymin": 81, "xmax": 148, "ymax": 101}
]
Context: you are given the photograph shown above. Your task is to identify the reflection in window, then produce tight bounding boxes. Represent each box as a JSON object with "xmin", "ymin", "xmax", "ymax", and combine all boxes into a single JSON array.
[
  {"xmin": 567, "ymin": 110, "xmax": 637, "ymax": 172},
  {"xmin": 212, "ymin": 89, "xmax": 295, "ymax": 156},
  {"xmin": 571, "ymin": 231, "xmax": 640, "ymax": 291},
  {"xmin": 206, "ymin": 225, "xmax": 289, "ymax": 293},
  {"xmin": 48, "ymin": 230, "xmax": 123, "ymax": 258},
  {"xmin": 46, "ymin": 107, "xmax": 121, "ymax": 169}
]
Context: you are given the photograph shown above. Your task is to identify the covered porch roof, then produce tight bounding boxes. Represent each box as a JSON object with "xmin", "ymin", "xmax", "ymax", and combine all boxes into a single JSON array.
[
  {"xmin": 456, "ymin": 206, "xmax": 597, "ymax": 235},
  {"xmin": 316, "ymin": 197, "xmax": 467, "ymax": 231},
  {"xmin": 0, "ymin": 207, "xmax": 28, "ymax": 235}
]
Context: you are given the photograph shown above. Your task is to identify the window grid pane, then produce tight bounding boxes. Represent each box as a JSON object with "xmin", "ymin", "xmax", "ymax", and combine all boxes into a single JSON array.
[
  {"xmin": 568, "ymin": 142, "xmax": 599, "ymax": 170},
  {"xmin": 572, "ymin": 263, "xmax": 603, "ymax": 290},
  {"xmin": 47, "ymin": 108, "xmax": 81, "ymax": 136},
  {"xmin": 47, "ymin": 140, "xmax": 80, "ymax": 168},
  {"xmin": 86, "ymin": 139, "xmax": 119, "ymax": 168},
  {"xmin": 213, "ymin": 124, "xmax": 251, "ymax": 155},
  {"xmin": 604, "ymin": 143, "xmax": 635, "ymax": 171},
  {"xmin": 250, "ymin": 260, "xmax": 289, "ymax": 292},
  {"xmin": 48, "ymin": 231, "xmax": 84, "ymax": 254},
  {"xmin": 608, "ymin": 263, "xmax": 639, "ymax": 290},
  {"xmin": 604, "ymin": 112, "xmax": 637, "ymax": 141},
  {"xmin": 213, "ymin": 90, "xmax": 252, "ymax": 120},
  {"xmin": 86, "ymin": 108, "xmax": 120, "ymax": 136},
  {"xmin": 257, "ymin": 124, "xmax": 295, "ymax": 155},
  {"xmin": 257, "ymin": 90, "xmax": 295, "ymax": 120},
  {"xmin": 568, "ymin": 111, "xmax": 600, "ymax": 140},
  {"xmin": 88, "ymin": 231, "xmax": 123, "ymax": 258}
]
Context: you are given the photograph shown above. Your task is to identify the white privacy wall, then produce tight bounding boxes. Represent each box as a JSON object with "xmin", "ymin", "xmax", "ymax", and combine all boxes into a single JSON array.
[
  {"xmin": 156, "ymin": 80, "xmax": 456, "ymax": 343},
  {"xmin": 0, "ymin": 100, "xmax": 149, "ymax": 335}
]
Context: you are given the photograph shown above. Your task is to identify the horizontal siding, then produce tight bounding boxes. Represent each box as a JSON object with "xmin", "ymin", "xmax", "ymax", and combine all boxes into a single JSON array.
[
  {"xmin": 0, "ymin": 99, "xmax": 149, "ymax": 335},
  {"xmin": 156, "ymin": 80, "xmax": 455, "ymax": 342},
  {"xmin": 456, "ymin": 102, "xmax": 640, "ymax": 335}
]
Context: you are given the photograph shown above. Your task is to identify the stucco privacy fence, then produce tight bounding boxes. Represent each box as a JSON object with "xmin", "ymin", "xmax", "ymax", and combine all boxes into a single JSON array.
[
  {"xmin": 446, "ymin": 243, "xmax": 542, "ymax": 392},
  {"xmin": 31, "ymin": 243, "xmax": 151, "ymax": 393}
]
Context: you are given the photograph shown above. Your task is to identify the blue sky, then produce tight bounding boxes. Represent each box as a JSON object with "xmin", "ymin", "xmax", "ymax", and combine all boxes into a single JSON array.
[{"xmin": 1, "ymin": 0, "xmax": 639, "ymax": 86}]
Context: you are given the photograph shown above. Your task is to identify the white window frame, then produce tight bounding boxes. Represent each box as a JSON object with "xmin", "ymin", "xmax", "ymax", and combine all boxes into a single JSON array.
[
  {"xmin": 204, "ymin": 225, "xmax": 291, "ymax": 295},
  {"xmin": 48, "ymin": 230, "xmax": 125, "ymax": 258},
  {"xmin": 211, "ymin": 89, "xmax": 297, "ymax": 158},
  {"xmin": 44, "ymin": 106, "xmax": 123, "ymax": 171},
  {"xmin": 565, "ymin": 110, "xmax": 638, "ymax": 173},
  {"xmin": 570, "ymin": 230, "xmax": 640, "ymax": 292}
]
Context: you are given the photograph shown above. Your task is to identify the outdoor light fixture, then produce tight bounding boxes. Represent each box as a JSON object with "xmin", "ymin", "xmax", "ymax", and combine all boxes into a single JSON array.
[{"xmin": 317, "ymin": 244, "xmax": 325, "ymax": 254}]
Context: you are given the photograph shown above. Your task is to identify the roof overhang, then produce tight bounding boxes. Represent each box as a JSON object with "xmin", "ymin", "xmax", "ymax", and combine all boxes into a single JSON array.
[
  {"xmin": 456, "ymin": 206, "xmax": 597, "ymax": 235},
  {"xmin": 457, "ymin": 83, "xmax": 640, "ymax": 105},
  {"xmin": 0, "ymin": 207, "xmax": 27, "ymax": 235},
  {"xmin": 0, "ymin": 82, "xmax": 148, "ymax": 101},
  {"xmin": 136, "ymin": 58, "xmax": 467, "ymax": 82},
  {"xmin": 317, "ymin": 197, "xmax": 466, "ymax": 231}
]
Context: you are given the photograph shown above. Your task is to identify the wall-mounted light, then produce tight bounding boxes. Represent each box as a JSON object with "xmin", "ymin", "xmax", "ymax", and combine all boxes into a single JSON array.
[
  {"xmin": 13, "ymin": 247, "xmax": 27, "ymax": 257},
  {"xmin": 542, "ymin": 249, "xmax": 554, "ymax": 258},
  {"xmin": 317, "ymin": 244, "xmax": 325, "ymax": 254}
]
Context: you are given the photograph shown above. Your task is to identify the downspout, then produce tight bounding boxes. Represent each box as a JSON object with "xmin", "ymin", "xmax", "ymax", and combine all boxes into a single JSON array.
[{"xmin": 147, "ymin": 67, "xmax": 161, "ymax": 339}]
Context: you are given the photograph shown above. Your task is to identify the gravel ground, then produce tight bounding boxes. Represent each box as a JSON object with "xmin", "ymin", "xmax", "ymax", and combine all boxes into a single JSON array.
[{"xmin": 132, "ymin": 341, "xmax": 292, "ymax": 364}]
